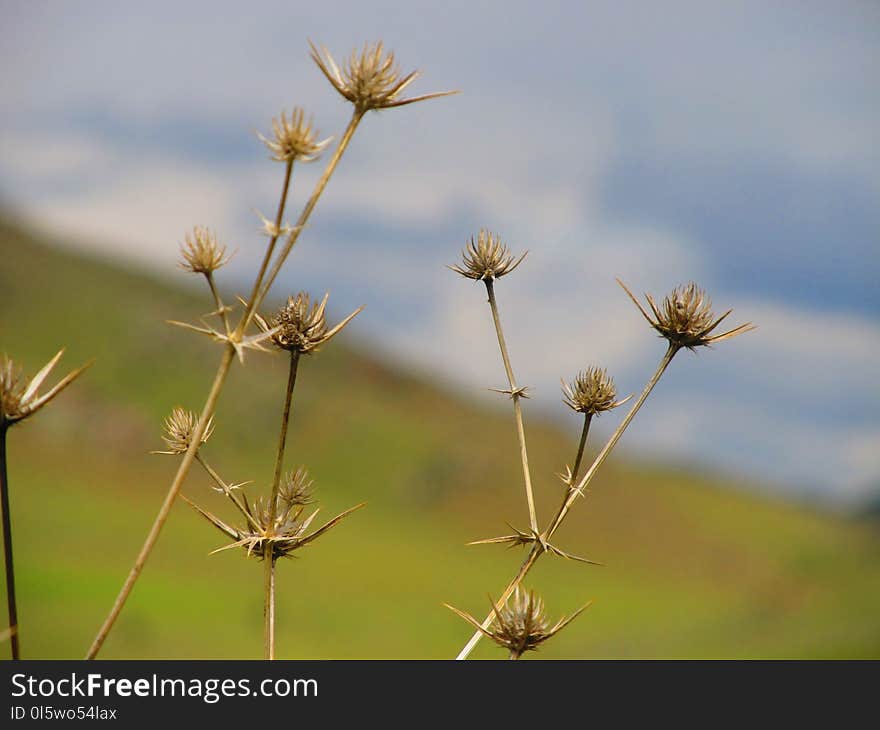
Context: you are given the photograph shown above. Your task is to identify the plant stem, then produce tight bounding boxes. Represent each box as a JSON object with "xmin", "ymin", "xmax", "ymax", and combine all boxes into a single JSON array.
[
  {"xmin": 86, "ymin": 112, "xmax": 364, "ymax": 658},
  {"xmin": 261, "ymin": 350, "xmax": 300, "ymax": 659},
  {"xmin": 206, "ymin": 272, "xmax": 231, "ymax": 336},
  {"xmin": 269, "ymin": 352, "xmax": 300, "ymax": 522},
  {"xmin": 542, "ymin": 414, "xmax": 592, "ymax": 543},
  {"xmin": 194, "ymin": 454, "xmax": 260, "ymax": 532},
  {"xmin": 547, "ymin": 344, "xmax": 677, "ymax": 540},
  {"xmin": 0, "ymin": 427, "xmax": 20, "ymax": 660},
  {"xmin": 86, "ymin": 345, "xmax": 236, "ymax": 659},
  {"xmin": 484, "ymin": 279, "xmax": 538, "ymax": 534},
  {"xmin": 455, "ymin": 545, "xmax": 540, "ymax": 661},
  {"xmin": 264, "ymin": 551, "xmax": 276, "ymax": 660},
  {"xmin": 455, "ymin": 344, "xmax": 678, "ymax": 660},
  {"xmin": 570, "ymin": 414, "xmax": 592, "ymax": 485},
  {"xmin": 237, "ymin": 160, "xmax": 294, "ymax": 336},
  {"xmin": 255, "ymin": 111, "xmax": 364, "ymax": 313}
]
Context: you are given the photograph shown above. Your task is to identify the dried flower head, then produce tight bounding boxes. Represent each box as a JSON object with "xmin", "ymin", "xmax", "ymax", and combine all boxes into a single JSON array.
[
  {"xmin": 254, "ymin": 292, "xmax": 362, "ymax": 355},
  {"xmin": 562, "ymin": 367, "xmax": 629, "ymax": 415},
  {"xmin": 183, "ymin": 489, "xmax": 363, "ymax": 561},
  {"xmin": 310, "ymin": 40, "xmax": 457, "ymax": 113},
  {"xmin": 450, "ymin": 230, "xmax": 528, "ymax": 282},
  {"xmin": 618, "ymin": 279, "xmax": 755, "ymax": 350},
  {"xmin": 179, "ymin": 227, "xmax": 230, "ymax": 275},
  {"xmin": 153, "ymin": 407, "xmax": 214, "ymax": 455},
  {"xmin": 258, "ymin": 108, "xmax": 331, "ymax": 163},
  {"xmin": 278, "ymin": 467, "xmax": 315, "ymax": 507},
  {"xmin": 0, "ymin": 351, "xmax": 90, "ymax": 428},
  {"xmin": 446, "ymin": 587, "xmax": 591, "ymax": 659}
]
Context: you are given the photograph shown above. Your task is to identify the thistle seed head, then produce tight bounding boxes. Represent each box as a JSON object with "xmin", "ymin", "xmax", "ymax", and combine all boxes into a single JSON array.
[
  {"xmin": 255, "ymin": 292, "xmax": 362, "ymax": 355},
  {"xmin": 184, "ymin": 488, "xmax": 364, "ymax": 561},
  {"xmin": 446, "ymin": 587, "xmax": 591, "ymax": 660},
  {"xmin": 562, "ymin": 367, "xmax": 626, "ymax": 415},
  {"xmin": 450, "ymin": 230, "xmax": 528, "ymax": 282},
  {"xmin": 618, "ymin": 279, "xmax": 756, "ymax": 350},
  {"xmin": 179, "ymin": 227, "xmax": 230, "ymax": 275},
  {"xmin": 155, "ymin": 407, "xmax": 214, "ymax": 455},
  {"xmin": 258, "ymin": 108, "xmax": 330, "ymax": 163},
  {"xmin": 278, "ymin": 466, "xmax": 315, "ymax": 508},
  {"xmin": 310, "ymin": 40, "xmax": 458, "ymax": 114},
  {"xmin": 1, "ymin": 351, "xmax": 91, "ymax": 428}
]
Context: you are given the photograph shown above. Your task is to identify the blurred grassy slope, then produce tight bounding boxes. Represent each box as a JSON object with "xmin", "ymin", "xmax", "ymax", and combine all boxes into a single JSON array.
[{"xmin": 1, "ymin": 217, "xmax": 879, "ymax": 659}]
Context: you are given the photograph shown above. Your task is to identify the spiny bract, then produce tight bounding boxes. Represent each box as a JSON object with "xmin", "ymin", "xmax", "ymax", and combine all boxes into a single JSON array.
[{"xmin": 450, "ymin": 229, "xmax": 527, "ymax": 282}]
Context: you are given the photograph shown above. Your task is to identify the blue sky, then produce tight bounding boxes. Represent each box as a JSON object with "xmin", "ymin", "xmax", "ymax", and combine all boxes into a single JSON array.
[{"xmin": 2, "ymin": 0, "xmax": 878, "ymax": 506}]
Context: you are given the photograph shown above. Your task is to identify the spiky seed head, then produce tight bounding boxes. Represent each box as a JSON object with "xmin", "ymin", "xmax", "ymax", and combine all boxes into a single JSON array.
[
  {"xmin": 450, "ymin": 229, "xmax": 528, "ymax": 282},
  {"xmin": 157, "ymin": 407, "xmax": 214, "ymax": 455},
  {"xmin": 254, "ymin": 292, "xmax": 362, "ymax": 355},
  {"xmin": 562, "ymin": 367, "xmax": 625, "ymax": 415},
  {"xmin": 1, "ymin": 351, "xmax": 91, "ymax": 428},
  {"xmin": 0, "ymin": 358, "xmax": 25, "ymax": 426},
  {"xmin": 618, "ymin": 279, "xmax": 756, "ymax": 350},
  {"xmin": 446, "ymin": 587, "xmax": 591, "ymax": 660},
  {"xmin": 184, "ymin": 489, "xmax": 364, "ymax": 561},
  {"xmin": 179, "ymin": 227, "xmax": 230, "ymax": 275},
  {"xmin": 310, "ymin": 40, "xmax": 458, "ymax": 114},
  {"xmin": 278, "ymin": 467, "xmax": 315, "ymax": 508},
  {"xmin": 258, "ymin": 108, "xmax": 330, "ymax": 163}
]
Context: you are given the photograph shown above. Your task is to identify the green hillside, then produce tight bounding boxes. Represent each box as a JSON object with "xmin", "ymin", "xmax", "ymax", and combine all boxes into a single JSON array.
[{"xmin": 1, "ymin": 216, "xmax": 879, "ymax": 659}]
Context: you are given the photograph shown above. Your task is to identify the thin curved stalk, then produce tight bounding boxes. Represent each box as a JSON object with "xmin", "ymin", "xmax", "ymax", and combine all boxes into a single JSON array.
[
  {"xmin": 86, "ymin": 345, "xmax": 235, "ymax": 659},
  {"xmin": 0, "ymin": 427, "xmax": 20, "ymax": 659},
  {"xmin": 455, "ymin": 344, "xmax": 678, "ymax": 660},
  {"xmin": 485, "ymin": 279, "xmax": 538, "ymax": 533},
  {"xmin": 86, "ymin": 113, "xmax": 365, "ymax": 659},
  {"xmin": 253, "ymin": 110, "xmax": 364, "ymax": 318},
  {"xmin": 237, "ymin": 160, "xmax": 293, "ymax": 336},
  {"xmin": 547, "ymin": 344, "xmax": 677, "ymax": 540}
]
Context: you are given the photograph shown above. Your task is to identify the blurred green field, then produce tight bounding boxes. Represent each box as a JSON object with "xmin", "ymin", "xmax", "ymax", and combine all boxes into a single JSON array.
[{"xmin": 1, "ymin": 217, "xmax": 879, "ymax": 659}]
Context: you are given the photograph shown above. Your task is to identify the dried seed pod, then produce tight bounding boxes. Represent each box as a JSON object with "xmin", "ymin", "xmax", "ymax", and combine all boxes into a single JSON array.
[
  {"xmin": 310, "ymin": 40, "xmax": 457, "ymax": 113},
  {"xmin": 450, "ymin": 229, "xmax": 527, "ymax": 282},
  {"xmin": 153, "ymin": 407, "xmax": 214, "ymax": 455},
  {"xmin": 255, "ymin": 292, "xmax": 362, "ymax": 355},
  {"xmin": 562, "ymin": 367, "xmax": 628, "ymax": 415},
  {"xmin": 0, "ymin": 351, "xmax": 90, "ymax": 428},
  {"xmin": 258, "ymin": 108, "xmax": 330, "ymax": 163},
  {"xmin": 618, "ymin": 280, "xmax": 755, "ymax": 350},
  {"xmin": 446, "ymin": 587, "xmax": 591, "ymax": 659},
  {"xmin": 179, "ymin": 227, "xmax": 230, "ymax": 275},
  {"xmin": 277, "ymin": 467, "xmax": 315, "ymax": 508},
  {"xmin": 184, "ymin": 489, "xmax": 364, "ymax": 561}
]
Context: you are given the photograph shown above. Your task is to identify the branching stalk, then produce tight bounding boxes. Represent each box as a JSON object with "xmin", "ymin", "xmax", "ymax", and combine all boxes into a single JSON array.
[
  {"xmin": 237, "ymin": 160, "xmax": 294, "ymax": 336},
  {"xmin": 547, "ymin": 344, "xmax": 678, "ymax": 540},
  {"xmin": 86, "ymin": 344, "xmax": 236, "ymax": 659},
  {"xmin": 0, "ymin": 427, "xmax": 20, "ymax": 660},
  {"xmin": 87, "ymin": 116, "xmax": 362, "ymax": 658},
  {"xmin": 252, "ymin": 110, "xmax": 365, "ymax": 321},
  {"xmin": 455, "ymin": 343, "xmax": 679, "ymax": 659},
  {"xmin": 205, "ymin": 271, "xmax": 232, "ymax": 336},
  {"xmin": 484, "ymin": 279, "xmax": 538, "ymax": 533}
]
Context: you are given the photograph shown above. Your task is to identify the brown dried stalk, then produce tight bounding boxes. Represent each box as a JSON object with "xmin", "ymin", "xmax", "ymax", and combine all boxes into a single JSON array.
[
  {"xmin": 86, "ymin": 40, "xmax": 454, "ymax": 659},
  {"xmin": 450, "ymin": 245, "xmax": 754, "ymax": 659},
  {"xmin": 0, "ymin": 351, "xmax": 90, "ymax": 659}
]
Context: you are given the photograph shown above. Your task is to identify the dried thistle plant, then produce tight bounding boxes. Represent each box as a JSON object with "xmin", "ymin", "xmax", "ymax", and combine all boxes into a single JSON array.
[
  {"xmin": 446, "ymin": 587, "xmax": 591, "ymax": 660},
  {"xmin": 448, "ymin": 231, "xmax": 754, "ymax": 660},
  {"xmin": 86, "ymin": 40, "xmax": 456, "ymax": 659},
  {"xmin": 0, "ymin": 351, "xmax": 90, "ymax": 659}
]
